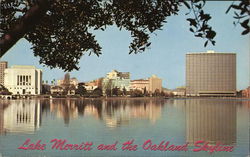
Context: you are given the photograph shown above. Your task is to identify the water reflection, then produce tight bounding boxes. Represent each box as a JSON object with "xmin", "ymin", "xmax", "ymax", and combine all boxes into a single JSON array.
[
  {"xmin": 185, "ymin": 99, "xmax": 237, "ymax": 145},
  {"xmin": 0, "ymin": 100, "xmax": 41, "ymax": 134},
  {"xmin": 0, "ymin": 98, "xmax": 165, "ymax": 134},
  {"xmin": 0, "ymin": 102, "xmax": 7, "ymax": 134},
  {"xmin": 0, "ymin": 97, "xmax": 244, "ymax": 141},
  {"xmin": 0, "ymin": 98, "xmax": 249, "ymax": 157},
  {"xmin": 102, "ymin": 99, "xmax": 163, "ymax": 128},
  {"xmin": 45, "ymin": 99, "xmax": 163, "ymax": 128}
]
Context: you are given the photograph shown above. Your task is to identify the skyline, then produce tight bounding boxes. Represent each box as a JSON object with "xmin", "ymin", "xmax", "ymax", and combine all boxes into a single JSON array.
[{"xmin": 0, "ymin": 2, "xmax": 249, "ymax": 90}]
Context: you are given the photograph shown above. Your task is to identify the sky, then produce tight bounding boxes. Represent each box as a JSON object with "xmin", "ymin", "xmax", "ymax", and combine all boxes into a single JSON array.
[{"xmin": 1, "ymin": 1, "xmax": 249, "ymax": 90}]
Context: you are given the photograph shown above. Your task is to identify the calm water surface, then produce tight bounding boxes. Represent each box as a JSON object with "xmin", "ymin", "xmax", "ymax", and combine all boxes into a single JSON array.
[{"xmin": 0, "ymin": 98, "xmax": 249, "ymax": 157}]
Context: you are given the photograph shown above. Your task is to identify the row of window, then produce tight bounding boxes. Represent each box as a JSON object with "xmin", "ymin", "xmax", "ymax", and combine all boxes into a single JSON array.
[
  {"xmin": 9, "ymin": 87, "xmax": 37, "ymax": 90},
  {"xmin": 17, "ymin": 75, "xmax": 32, "ymax": 86}
]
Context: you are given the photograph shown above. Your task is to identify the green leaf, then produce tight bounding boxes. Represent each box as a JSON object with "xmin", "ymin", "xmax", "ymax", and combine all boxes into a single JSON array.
[
  {"xmin": 231, "ymin": 5, "xmax": 241, "ymax": 10},
  {"xmin": 204, "ymin": 40, "xmax": 208, "ymax": 47},
  {"xmin": 187, "ymin": 18, "xmax": 197, "ymax": 27},
  {"xmin": 183, "ymin": 1, "xmax": 190, "ymax": 9},
  {"xmin": 206, "ymin": 30, "xmax": 216, "ymax": 39},
  {"xmin": 240, "ymin": 19, "xmax": 249, "ymax": 29},
  {"xmin": 241, "ymin": 29, "xmax": 249, "ymax": 35},
  {"xmin": 211, "ymin": 40, "xmax": 216, "ymax": 46},
  {"xmin": 225, "ymin": 5, "xmax": 232, "ymax": 14}
]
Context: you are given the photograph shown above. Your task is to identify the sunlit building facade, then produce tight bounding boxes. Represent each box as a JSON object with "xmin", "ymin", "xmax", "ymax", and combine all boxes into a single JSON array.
[
  {"xmin": 4, "ymin": 65, "xmax": 42, "ymax": 95},
  {"xmin": 57, "ymin": 77, "xmax": 79, "ymax": 87},
  {"xmin": 130, "ymin": 79, "xmax": 149, "ymax": 91},
  {"xmin": 102, "ymin": 70, "xmax": 130, "ymax": 93},
  {"xmin": 130, "ymin": 75, "xmax": 162, "ymax": 93},
  {"xmin": 149, "ymin": 75, "xmax": 162, "ymax": 93},
  {"xmin": 186, "ymin": 51, "xmax": 236, "ymax": 96}
]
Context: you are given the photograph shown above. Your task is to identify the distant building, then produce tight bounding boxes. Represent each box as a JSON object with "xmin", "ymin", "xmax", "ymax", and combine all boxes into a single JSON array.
[
  {"xmin": 162, "ymin": 88, "xmax": 172, "ymax": 95},
  {"xmin": 67, "ymin": 86, "xmax": 76, "ymax": 95},
  {"xmin": 102, "ymin": 70, "xmax": 130, "ymax": 94},
  {"xmin": 57, "ymin": 77, "xmax": 79, "ymax": 87},
  {"xmin": 149, "ymin": 75, "xmax": 162, "ymax": 93},
  {"xmin": 50, "ymin": 86, "xmax": 64, "ymax": 95},
  {"xmin": 130, "ymin": 79, "xmax": 149, "ymax": 91},
  {"xmin": 186, "ymin": 51, "xmax": 236, "ymax": 97},
  {"xmin": 56, "ymin": 73, "xmax": 78, "ymax": 95},
  {"xmin": 85, "ymin": 78, "xmax": 103, "ymax": 88},
  {"xmin": 70, "ymin": 77, "xmax": 79, "ymax": 87},
  {"xmin": 242, "ymin": 86, "xmax": 250, "ymax": 98},
  {"xmin": 83, "ymin": 78, "xmax": 103, "ymax": 92},
  {"xmin": 84, "ymin": 85, "xmax": 98, "ymax": 91},
  {"xmin": 172, "ymin": 87, "xmax": 186, "ymax": 96},
  {"xmin": 0, "ymin": 61, "xmax": 8, "ymax": 86},
  {"xmin": 130, "ymin": 75, "xmax": 162, "ymax": 93},
  {"xmin": 4, "ymin": 65, "xmax": 42, "ymax": 95},
  {"xmin": 57, "ymin": 79, "xmax": 64, "ymax": 86}
]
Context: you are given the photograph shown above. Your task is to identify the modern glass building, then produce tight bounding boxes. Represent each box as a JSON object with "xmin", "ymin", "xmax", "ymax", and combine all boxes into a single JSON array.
[
  {"xmin": 186, "ymin": 51, "xmax": 236, "ymax": 96},
  {"xmin": 102, "ymin": 70, "xmax": 130, "ymax": 94}
]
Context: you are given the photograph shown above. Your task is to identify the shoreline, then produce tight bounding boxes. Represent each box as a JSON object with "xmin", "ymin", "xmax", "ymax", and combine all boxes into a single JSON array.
[{"xmin": 0, "ymin": 95, "xmax": 250, "ymax": 101}]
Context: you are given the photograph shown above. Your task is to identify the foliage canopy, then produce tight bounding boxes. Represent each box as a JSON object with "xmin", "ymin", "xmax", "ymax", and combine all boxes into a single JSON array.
[{"xmin": 0, "ymin": 0, "xmax": 249, "ymax": 71}]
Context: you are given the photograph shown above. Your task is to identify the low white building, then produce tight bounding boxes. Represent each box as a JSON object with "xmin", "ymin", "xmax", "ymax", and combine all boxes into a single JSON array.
[{"xmin": 4, "ymin": 65, "xmax": 42, "ymax": 95}]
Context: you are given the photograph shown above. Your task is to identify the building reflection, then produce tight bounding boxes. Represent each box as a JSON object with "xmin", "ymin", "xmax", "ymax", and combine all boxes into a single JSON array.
[
  {"xmin": 185, "ymin": 99, "xmax": 237, "ymax": 145},
  {"xmin": 50, "ymin": 99, "xmax": 79, "ymax": 125},
  {"xmin": 44, "ymin": 99, "xmax": 163, "ymax": 128},
  {"xmin": 48, "ymin": 99, "xmax": 101, "ymax": 125},
  {"xmin": 1, "ymin": 100, "xmax": 41, "ymax": 134},
  {"xmin": 101, "ymin": 99, "xmax": 163, "ymax": 128},
  {"xmin": 0, "ymin": 101, "xmax": 10, "ymax": 134},
  {"xmin": 0, "ymin": 98, "xmax": 243, "ymax": 136}
]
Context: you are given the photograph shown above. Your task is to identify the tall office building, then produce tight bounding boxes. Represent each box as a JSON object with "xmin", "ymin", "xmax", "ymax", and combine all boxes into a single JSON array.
[
  {"xmin": 0, "ymin": 61, "xmax": 8, "ymax": 86},
  {"xmin": 186, "ymin": 51, "xmax": 236, "ymax": 96},
  {"xmin": 4, "ymin": 65, "xmax": 42, "ymax": 95}
]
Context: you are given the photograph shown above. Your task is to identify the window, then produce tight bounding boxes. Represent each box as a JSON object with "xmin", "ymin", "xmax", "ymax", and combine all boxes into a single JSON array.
[
  {"xmin": 20, "ymin": 76, "xmax": 22, "ymax": 85},
  {"xmin": 29, "ymin": 76, "xmax": 31, "ymax": 85},
  {"xmin": 17, "ymin": 75, "xmax": 19, "ymax": 85}
]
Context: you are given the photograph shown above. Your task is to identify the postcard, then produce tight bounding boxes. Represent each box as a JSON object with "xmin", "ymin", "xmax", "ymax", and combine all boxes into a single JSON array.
[{"xmin": 0, "ymin": 1, "xmax": 249, "ymax": 157}]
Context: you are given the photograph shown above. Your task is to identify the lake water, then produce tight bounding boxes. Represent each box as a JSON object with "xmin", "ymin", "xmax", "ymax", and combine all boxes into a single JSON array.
[{"xmin": 0, "ymin": 98, "xmax": 249, "ymax": 157}]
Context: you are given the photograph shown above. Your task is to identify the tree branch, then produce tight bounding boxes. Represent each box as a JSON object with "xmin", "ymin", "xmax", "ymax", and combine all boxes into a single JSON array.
[{"xmin": 0, "ymin": 0, "xmax": 50, "ymax": 57}]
